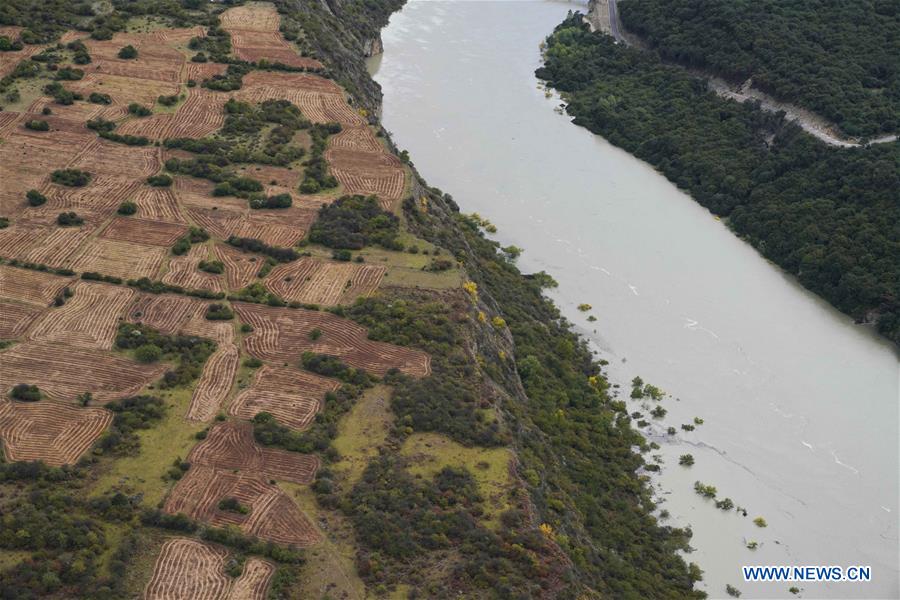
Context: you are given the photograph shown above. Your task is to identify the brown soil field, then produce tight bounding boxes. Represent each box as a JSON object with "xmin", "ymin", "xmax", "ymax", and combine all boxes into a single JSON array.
[
  {"xmin": 115, "ymin": 113, "xmax": 173, "ymax": 140},
  {"xmin": 165, "ymin": 422, "xmax": 321, "ymax": 546},
  {"xmin": 0, "ymin": 225, "xmax": 44, "ymax": 257},
  {"xmin": 162, "ymin": 245, "xmax": 225, "ymax": 294},
  {"xmin": 0, "ymin": 112, "xmax": 20, "ymax": 137},
  {"xmin": 226, "ymin": 556, "xmax": 276, "ymax": 600},
  {"xmin": 144, "ymin": 537, "xmax": 274, "ymax": 600},
  {"xmin": 0, "ymin": 41, "xmax": 42, "ymax": 78},
  {"xmin": 85, "ymin": 57, "xmax": 182, "ymax": 83},
  {"xmin": 153, "ymin": 25, "xmax": 207, "ymax": 46},
  {"xmin": 22, "ymin": 226, "xmax": 95, "ymax": 268},
  {"xmin": 27, "ymin": 281, "xmax": 134, "ymax": 350},
  {"xmin": 127, "ymin": 293, "xmax": 207, "ymax": 335},
  {"xmin": 233, "ymin": 302, "xmax": 431, "ymax": 377},
  {"xmin": 240, "ymin": 70, "xmax": 341, "ymax": 95},
  {"xmin": 119, "ymin": 89, "xmax": 228, "ymax": 140},
  {"xmin": 233, "ymin": 214, "xmax": 308, "ymax": 248},
  {"xmin": 0, "ymin": 399, "xmax": 113, "ymax": 466},
  {"xmin": 185, "ymin": 62, "xmax": 228, "ymax": 82},
  {"xmin": 330, "ymin": 126, "xmax": 384, "ymax": 153},
  {"xmin": 220, "ymin": 4, "xmax": 280, "ymax": 31},
  {"xmin": 27, "ymin": 98, "xmax": 105, "ymax": 122},
  {"xmin": 184, "ymin": 206, "xmax": 242, "ymax": 240},
  {"xmin": 173, "ymin": 175, "xmax": 219, "ymax": 207},
  {"xmin": 229, "ymin": 364, "xmax": 338, "ymax": 430},
  {"xmin": 0, "ymin": 133, "xmax": 87, "ymax": 208},
  {"xmin": 101, "ymin": 217, "xmax": 188, "ymax": 247},
  {"xmin": 329, "ymin": 167, "xmax": 405, "ymax": 209},
  {"xmin": 186, "ymin": 342, "xmax": 239, "ymax": 422},
  {"xmin": 70, "ymin": 139, "xmax": 161, "ymax": 179},
  {"xmin": 69, "ymin": 73, "xmax": 179, "ymax": 107},
  {"xmin": 236, "ymin": 87, "xmax": 365, "ymax": 126},
  {"xmin": 188, "ymin": 421, "xmax": 319, "ymax": 483},
  {"xmin": 234, "ymin": 165, "xmax": 301, "ymax": 189},
  {"xmin": 72, "ymin": 238, "xmax": 167, "ymax": 280},
  {"xmin": 0, "ymin": 265, "xmax": 74, "ymax": 306},
  {"xmin": 182, "ymin": 317, "xmax": 234, "ymax": 345},
  {"xmin": 234, "ymin": 46, "xmax": 322, "ymax": 70},
  {"xmin": 214, "ymin": 244, "xmax": 260, "ymax": 290},
  {"xmin": 165, "ymin": 89, "xmax": 230, "ymax": 139},
  {"xmin": 185, "ymin": 206, "xmax": 307, "ymax": 249},
  {"xmin": 0, "ymin": 341, "xmax": 165, "ymax": 403},
  {"xmin": 164, "ymin": 465, "xmax": 321, "ymax": 547},
  {"xmin": 0, "ymin": 301, "xmax": 44, "ymax": 338},
  {"xmin": 40, "ymin": 174, "xmax": 140, "ymax": 213},
  {"xmin": 220, "ymin": 4, "xmax": 324, "ymax": 69},
  {"xmin": 132, "ymin": 186, "xmax": 187, "ymax": 223},
  {"xmin": 17, "ymin": 112, "xmax": 91, "ymax": 135},
  {"xmin": 265, "ymin": 257, "xmax": 386, "ymax": 306}
]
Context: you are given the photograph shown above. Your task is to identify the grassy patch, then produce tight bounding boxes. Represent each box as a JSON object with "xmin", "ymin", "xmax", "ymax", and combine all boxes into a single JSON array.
[
  {"xmin": 0, "ymin": 550, "xmax": 30, "ymax": 571},
  {"xmin": 125, "ymin": 15, "xmax": 175, "ymax": 33},
  {"xmin": 381, "ymin": 265, "xmax": 462, "ymax": 290},
  {"xmin": 399, "ymin": 432, "xmax": 514, "ymax": 529},
  {"xmin": 282, "ymin": 483, "xmax": 366, "ymax": 600},
  {"xmin": 91, "ymin": 385, "xmax": 205, "ymax": 507},
  {"xmin": 331, "ymin": 384, "xmax": 392, "ymax": 488}
]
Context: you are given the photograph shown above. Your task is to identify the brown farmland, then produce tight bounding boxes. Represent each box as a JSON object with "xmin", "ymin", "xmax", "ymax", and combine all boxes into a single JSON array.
[
  {"xmin": 233, "ymin": 302, "xmax": 431, "ymax": 377},
  {"xmin": 0, "ymin": 399, "xmax": 113, "ymax": 466},
  {"xmin": 0, "ymin": 265, "xmax": 74, "ymax": 306},
  {"xmin": 72, "ymin": 239, "xmax": 167, "ymax": 280},
  {"xmin": 144, "ymin": 537, "xmax": 274, "ymax": 600},
  {"xmin": 27, "ymin": 281, "xmax": 133, "ymax": 350},
  {"xmin": 101, "ymin": 217, "xmax": 188, "ymax": 247},
  {"xmin": 0, "ymin": 301, "xmax": 44, "ymax": 338},
  {"xmin": 265, "ymin": 257, "xmax": 386, "ymax": 306},
  {"xmin": 186, "ymin": 343, "xmax": 239, "ymax": 422},
  {"xmin": 132, "ymin": 186, "xmax": 187, "ymax": 223},
  {"xmin": 164, "ymin": 422, "xmax": 321, "ymax": 546},
  {"xmin": 162, "ymin": 245, "xmax": 225, "ymax": 294},
  {"xmin": 0, "ymin": 341, "xmax": 164, "ymax": 403},
  {"xmin": 229, "ymin": 364, "xmax": 339, "ymax": 430},
  {"xmin": 127, "ymin": 293, "xmax": 207, "ymax": 335}
]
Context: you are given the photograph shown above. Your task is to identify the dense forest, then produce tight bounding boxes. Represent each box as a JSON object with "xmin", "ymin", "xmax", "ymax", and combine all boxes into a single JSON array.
[
  {"xmin": 537, "ymin": 15, "xmax": 900, "ymax": 346},
  {"xmin": 618, "ymin": 0, "xmax": 900, "ymax": 137}
]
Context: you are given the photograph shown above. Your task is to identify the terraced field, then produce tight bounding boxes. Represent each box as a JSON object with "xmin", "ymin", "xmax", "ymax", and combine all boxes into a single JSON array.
[
  {"xmin": 0, "ymin": 3, "xmax": 449, "ymax": 595},
  {"xmin": 145, "ymin": 538, "xmax": 274, "ymax": 600}
]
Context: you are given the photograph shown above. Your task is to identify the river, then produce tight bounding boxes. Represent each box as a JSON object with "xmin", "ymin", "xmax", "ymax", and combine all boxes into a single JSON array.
[{"xmin": 367, "ymin": 1, "xmax": 900, "ymax": 598}]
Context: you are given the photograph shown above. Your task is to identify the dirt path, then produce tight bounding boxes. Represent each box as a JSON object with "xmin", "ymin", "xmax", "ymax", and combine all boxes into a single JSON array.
[{"xmin": 585, "ymin": 0, "xmax": 898, "ymax": 148}]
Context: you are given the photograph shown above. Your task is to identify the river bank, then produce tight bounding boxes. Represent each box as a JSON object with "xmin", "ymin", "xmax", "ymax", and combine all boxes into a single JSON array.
[{"xmin": 369, "ymin": 2, "xmax": 900, "ymax": 597}]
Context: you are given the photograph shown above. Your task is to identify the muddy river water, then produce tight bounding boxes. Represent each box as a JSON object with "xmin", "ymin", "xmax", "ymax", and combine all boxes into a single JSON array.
[{"xmin": 368, "ymin": 1, "xmax": 900, "ymax": 597}]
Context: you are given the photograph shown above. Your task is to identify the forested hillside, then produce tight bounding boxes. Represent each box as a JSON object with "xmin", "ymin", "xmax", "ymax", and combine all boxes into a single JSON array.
[
  {"xmin": 537, "ymin": 16, "xmax": 900, "ymax": 345},
  {"xmin": 619, "ymin": 0, "xmax": 900, "ymax": 137}
]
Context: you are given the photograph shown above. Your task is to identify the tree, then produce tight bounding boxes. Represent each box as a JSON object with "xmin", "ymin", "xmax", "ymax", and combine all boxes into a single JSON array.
[{"xmin": 117, "ymin": 45, "xmax": 137, "ymax": 59}]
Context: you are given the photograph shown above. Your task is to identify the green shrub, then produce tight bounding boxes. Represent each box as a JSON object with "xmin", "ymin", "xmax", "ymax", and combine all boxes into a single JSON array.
[
  {"xmin": 147, "ymin": 173, "xmax": 173, "ymax": 187},
  {"xmin": 25, "ymin": 119, "xmax": 49, "ymax": 131},
  {"xmin": 56, "ymin": 212, "xmax": 84, "ymax": 226},
  {"xmin": 51, "ymin": 169, "xmax": 91, "ymax": 187},
  {"xmin": 205, "ymin": 303, "xmax": 234, "ymax": 320},
  {"xmin": 134, "ymin": 344, "xmax": 163, "ymax": 363},
  {"xmin": 89, "ymin": 92, "xmax": 112, "ymax": 104},
  {"xmin": 309, "ymin": 195, "xmax": 401, "ymax": 250},
  {"xmin": 117, "ymin": 201, "xmax": 137, "ymax": 216},
  {"xmin": 26, "ymin": 189, "xmax": 47, "ymax": 206},
  {"xmin": 198, "ymin": 260, "xmax": 224, "ymax": 274},
  {"xmin": 10, "ymin": 383, "xmax": 40, "ymax": 401},
  {"xmin": 117, "ymin": 45, "xmax": 137, "ymax": 59},
  {"xmin": 127, "ymin": 103, "xmax": 151, "ymax": 117}
]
